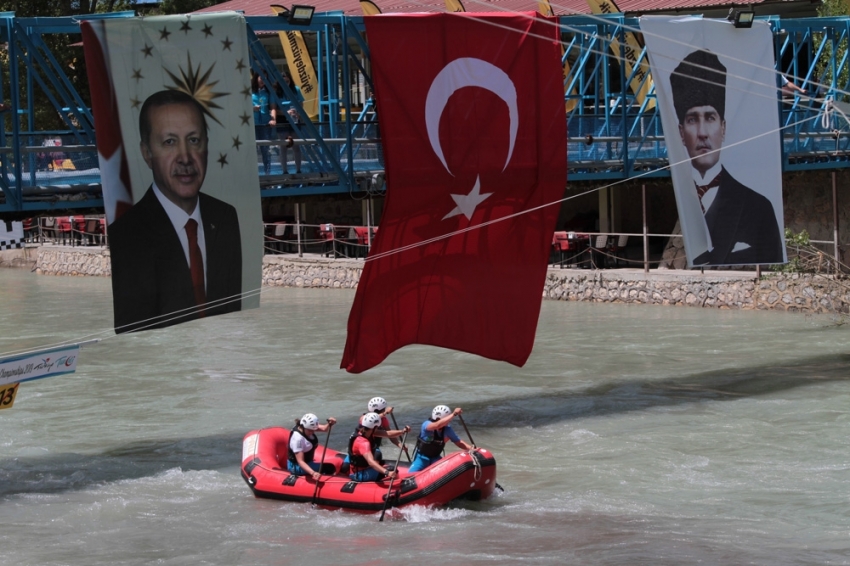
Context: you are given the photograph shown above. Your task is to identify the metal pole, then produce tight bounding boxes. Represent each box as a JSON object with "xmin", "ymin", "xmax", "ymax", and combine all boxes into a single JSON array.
[
  {"xmin": 295, "ymin": 202, "xmax": 303, "ymax": 258},
  {"xmin": 366, "ymin": 195, "xmax": 372, "ymax": 248},
  {"xmin": 642, "ymin": 184, "xmax": 649, "ymax": 274},
  {"xmin": 833, "ymin": 171, "xmax": 839, "ymax": 270}
]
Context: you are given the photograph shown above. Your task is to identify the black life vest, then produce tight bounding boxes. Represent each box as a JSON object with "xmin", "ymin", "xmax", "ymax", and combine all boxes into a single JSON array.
[
  {"xmin": 287, "ymin": 426, "xmax": 318, "ymax": 465},
  {"xmin": 357, "ymin": 413, "xmax": 385, "ymax": 448},
  {"xmin": 347, "ymin": 429, "xmax": 375, "ymax": 472},
  {"xmin": 415, "ymin": 422, "xmax": 446, "ymax": 459}
]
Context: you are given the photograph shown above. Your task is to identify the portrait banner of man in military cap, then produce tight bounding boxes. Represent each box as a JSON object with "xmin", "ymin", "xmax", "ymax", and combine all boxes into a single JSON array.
[{"xmin": 641, "ymin": 17, "xmax": 787, "ymax": 267}]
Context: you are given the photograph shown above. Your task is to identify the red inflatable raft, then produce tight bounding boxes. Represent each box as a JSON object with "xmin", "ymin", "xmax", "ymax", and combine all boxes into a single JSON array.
[{"xmin": 241, "ymin": 427, "xmax": 497, "ymax": 513}]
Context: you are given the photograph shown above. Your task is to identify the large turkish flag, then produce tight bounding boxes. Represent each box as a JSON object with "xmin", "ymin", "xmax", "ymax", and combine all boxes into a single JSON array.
[{"xmin": 341, "ymin": 12, "xmax": 566, "ymax": 373}]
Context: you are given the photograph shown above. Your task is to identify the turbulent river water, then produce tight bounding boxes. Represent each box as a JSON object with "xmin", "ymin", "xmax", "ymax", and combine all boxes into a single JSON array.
[{"xmin": 1, "ymin": 268, "xmax": 849, "ymax": 565}]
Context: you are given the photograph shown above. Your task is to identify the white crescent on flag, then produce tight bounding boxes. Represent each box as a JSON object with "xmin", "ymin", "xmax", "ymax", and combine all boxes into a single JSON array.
[{"xmin": 425, "ymin": 57, "xmax": 519, "ymax": 175}]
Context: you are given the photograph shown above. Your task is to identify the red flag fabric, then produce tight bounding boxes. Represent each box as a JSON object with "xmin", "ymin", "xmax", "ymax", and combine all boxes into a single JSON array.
[
  {"xmin": 81, "ymin": 21, "xmax": 134, "ymax": 224},
  {"xmin": 341, "ymin": 12, "xmax": 567, "ymax": 373}
]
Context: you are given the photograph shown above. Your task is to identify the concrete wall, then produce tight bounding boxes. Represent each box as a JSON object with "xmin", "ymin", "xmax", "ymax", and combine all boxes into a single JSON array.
[{"xmin": 23, "ymin": 247, "xmax": 850, "ymax": 316}]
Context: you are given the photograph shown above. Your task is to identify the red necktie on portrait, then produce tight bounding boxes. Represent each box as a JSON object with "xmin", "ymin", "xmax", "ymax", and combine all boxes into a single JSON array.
[{"xmin": 184, "ymin": 218, "xmax": 206, "ymax": 315}]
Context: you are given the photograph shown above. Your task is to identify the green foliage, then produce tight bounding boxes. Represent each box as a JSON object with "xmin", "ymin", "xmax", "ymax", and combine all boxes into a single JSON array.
[
  {"xmin": 773, "ymin": 229, "xmax": 844, "ymax": 275},
  {"xmin": 0, "ymin": 0, "xmax": 216, "ymax": 136},
  {"xmin": 815, "ymin": 0, "xmax": 850, "ymax": 102},
  {"xmin": 785, "ymin": 227, "xmax": 811, "ymax": 247},
  {"xmin": 772, "ymin": 229, "xmax": 811, "ymax": 273}
]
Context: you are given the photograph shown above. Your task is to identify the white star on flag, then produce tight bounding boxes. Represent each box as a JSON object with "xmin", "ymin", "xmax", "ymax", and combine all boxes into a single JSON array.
[{"xmin": 443, "ymin": 176, "xmax": 493, "ymax": 220}]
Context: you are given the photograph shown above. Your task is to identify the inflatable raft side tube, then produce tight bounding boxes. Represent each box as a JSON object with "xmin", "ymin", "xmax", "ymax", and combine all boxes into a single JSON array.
[
  {"xmin": 248, "ymin": 455, "xmax": 494, "ymax": 511},
  {"xmin": 395, "ymin": 454, "xmax": 495, "ymax": 507}
]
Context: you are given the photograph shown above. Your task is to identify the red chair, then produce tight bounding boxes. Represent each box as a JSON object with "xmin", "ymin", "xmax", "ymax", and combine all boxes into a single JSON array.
[
  {"xmin": 22, "ymin": 218, "xmax": 34, "ymax": 242},
  {"xmin": 72, "ymin": 215, "xmax": 86, "ymax": 246},
  {"xmin": 55, "ymin": 217, "xmax": 73, "ymax": 245},
  {"xmin": 318, "ymin": 223, "xmax": 336, "ymax": 257},
  {"xmin": 351, "ymin": 226, "xmax": 372, "ymax": 258},
  {"xmin": 83, "ymin": 217, "xmax": 104, "ymax": 245},
  {"xmin": 552, "ymin": 231, "xmax": 571, "ymax": 268}
]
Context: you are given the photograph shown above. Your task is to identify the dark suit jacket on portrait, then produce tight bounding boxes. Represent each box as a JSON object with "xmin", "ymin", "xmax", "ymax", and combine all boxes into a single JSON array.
[
  {"xmin": 109, "ymin": 187, "xmax": 243, "ymax": 333},
  {"xmin": 693, "ymin": 167, "xmax": 784, "ymax": 266}
]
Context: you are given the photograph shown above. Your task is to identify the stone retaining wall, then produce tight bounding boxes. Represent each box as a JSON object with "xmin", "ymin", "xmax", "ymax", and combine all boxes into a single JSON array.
[
  {"xmin": 34, "ymin": 246, "xmax": 111, "ymax": 277},
  {"xmin": 27, "ymin": 246, "xmax": 850, "ymax": 315},
  {"xmin": 262, "ymin": 255, "xmax": 363, "ymax": 289},
  {"xmin": 542, "ymin": 269, "xmax": 850, "ymax": 314}
]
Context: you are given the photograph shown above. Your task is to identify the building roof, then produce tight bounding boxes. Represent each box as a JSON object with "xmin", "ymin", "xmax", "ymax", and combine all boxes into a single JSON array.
[{"xmin": 195, "ymin": 0, "xmax": 817, "ymax": 18}]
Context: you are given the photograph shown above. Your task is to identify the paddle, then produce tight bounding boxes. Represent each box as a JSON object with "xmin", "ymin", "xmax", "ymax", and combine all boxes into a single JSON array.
[
  {"xmin": 389, "ymin": 413, "xmax": 412, "ymax": 463},
  {"xmin": 378, "ymin": 429, "xmax": 408, "ymax": 522},
  {"xmin": 311, "ymin": 420, "xmax": 334, "ymax": 507},
  {"xmin": 457, "ymin": 413, "xmax": 476, "ymax": 448},
  {"xmin": 457, "ymin": 413, "xmax": 504, "ymax": 492}
]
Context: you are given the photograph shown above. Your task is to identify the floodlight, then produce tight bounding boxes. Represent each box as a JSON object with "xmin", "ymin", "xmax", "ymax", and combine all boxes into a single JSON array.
[
  {"xmin": 728, "ymin": 8, "xmax": 755, "ymax": 29},
  {"xmin": 288, "ymin": 5, "xmax": 315, "ymax": 25}
]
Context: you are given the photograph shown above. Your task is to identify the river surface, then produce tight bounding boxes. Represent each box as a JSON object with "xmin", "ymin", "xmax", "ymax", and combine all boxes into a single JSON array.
[{"xmin": 1, "ymin": 268, "xmax": 849, "ymax": 565}]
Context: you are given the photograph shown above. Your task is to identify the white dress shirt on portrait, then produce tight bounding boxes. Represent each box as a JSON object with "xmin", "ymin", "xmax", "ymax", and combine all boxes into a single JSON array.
[
  {"xmin": 152, "ymin": 182, "xmax": 207, "ymax": 291},
  {"xmin": 691, "ymin": 160, "xmax": 723, "ymax": 253}
]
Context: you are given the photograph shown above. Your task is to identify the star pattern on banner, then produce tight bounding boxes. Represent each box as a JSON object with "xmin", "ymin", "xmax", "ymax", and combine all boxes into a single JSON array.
[
  {"xmin": 163, "ymin": 53, "xmax": 228, "ymax": 126},
  {"xmin": 443, "ymin": 176, "xmax": 493, "ymax": 221},
  {"xmin": 127, "ymin": 16, "xmax": 253, "ymax": 174}
]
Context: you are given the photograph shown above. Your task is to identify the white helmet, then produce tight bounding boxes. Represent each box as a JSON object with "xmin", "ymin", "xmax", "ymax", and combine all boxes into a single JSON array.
[
  {"xmin": 432, "ymin": 405, "xmax": 452, "ymax": 420},
  {"xmin": 299, "ymin": 413, "xmax": 319, "ymax": 431},
  {"xmin": 360, "ymin": 412, "xmax": 382, "ymax": 430},
  {"xmin": 368, "ymin": 397, "xmax": 387, "ymax": 413}
]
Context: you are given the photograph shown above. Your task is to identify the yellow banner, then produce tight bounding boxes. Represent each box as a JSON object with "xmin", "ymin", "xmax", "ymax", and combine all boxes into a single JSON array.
[
  {"xmin": 271, "ymin": 6, "xmax": 320, "ymax": 120},
  {"xmin": 445, "ymin": 0, "xmax": 466, "ymax": 12},
  {"xmin": 0, "ymin": 383, "xmax": 19, "ymax": 410},
  {"xmin": 584, "ymin": 0, "xmax": 655, "ymax": 109},
  {"xmin": 538, "ymin": 0, "xmax": 577, "ymax": 112},
  {"xmin": 359, "ymin": 0, "xmax": 382, "ymax": 15}
]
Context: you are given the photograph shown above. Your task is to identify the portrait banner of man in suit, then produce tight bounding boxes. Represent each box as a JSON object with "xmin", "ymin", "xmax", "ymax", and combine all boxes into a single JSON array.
[
  {"xmin": 640, "ymin": 17, "xmax": 787, "ymax": 267},
  {"xmin": 82, "ymin": 13, "xmax": 262, "ymax": 332}
]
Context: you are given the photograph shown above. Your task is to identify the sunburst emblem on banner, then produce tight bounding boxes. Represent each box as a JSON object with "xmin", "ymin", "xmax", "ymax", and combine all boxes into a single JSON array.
[{"xmin": 164, "ymin": 54, "xmax": 228, "ymax": 126}]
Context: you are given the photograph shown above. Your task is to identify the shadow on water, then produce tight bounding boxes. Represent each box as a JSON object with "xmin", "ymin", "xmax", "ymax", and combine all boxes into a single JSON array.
[
  {"xmin": 466, "ymin": 353, "xmax": 850, "ymax": 428},
  {"xmin": 2, "ymin": 353, "xmax": 849, "ymax": 501},
  {"xmin": 0, "ymin": 433, "xmax": 244, "ymax": 500}
]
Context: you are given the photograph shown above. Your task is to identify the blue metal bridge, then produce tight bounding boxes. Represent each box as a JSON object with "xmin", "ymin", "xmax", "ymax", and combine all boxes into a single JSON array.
[{"xmin": 0, "ymin": 11, "xmax": 848, "ymax": 215}]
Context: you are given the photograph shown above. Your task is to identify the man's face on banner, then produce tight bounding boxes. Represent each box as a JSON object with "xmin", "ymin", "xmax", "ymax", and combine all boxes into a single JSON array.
[
  {"xmin": 678, "ymin": 105, "xmax": 725, "ymax": 175},
  {"xmin": 141, "ymin": 102, "xmax": 208, "ymax": 213}
]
